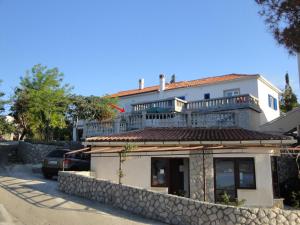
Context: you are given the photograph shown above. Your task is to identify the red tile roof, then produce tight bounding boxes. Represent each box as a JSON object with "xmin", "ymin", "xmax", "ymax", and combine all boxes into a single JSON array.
[
  {"xmin": 86, "ymin": 127, "xmax": 286, "ymax": 142},
  {"xmin": 110, "ymin": 74, "xmax": 258, "ymax": 98}
]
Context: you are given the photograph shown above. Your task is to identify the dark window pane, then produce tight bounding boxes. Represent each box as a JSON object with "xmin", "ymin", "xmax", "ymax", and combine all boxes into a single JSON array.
[
  {"xmin": 215, "ymin": 159, "xmax": 236, "ymax": 201},
  {"xmin": 268, "ymin": 95, "xmax": 272, "ymax": 107},
  {"xmin": 151, "ymin": 159, "xmax": 168, "ymax": 187},
  {"xmin": 238, "ymin": 159, "xmax": 255, "ymax": 188},
  {"xmin": 204, "ymin": 93, "xmax": 210, "ymax": 100}
]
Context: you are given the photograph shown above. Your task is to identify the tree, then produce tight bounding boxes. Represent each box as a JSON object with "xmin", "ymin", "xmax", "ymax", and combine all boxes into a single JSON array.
[
  {"xmin": 280, "ymin": 72, "xmax": 298, "ymax": 112},
  {"xmin": 0, "ymin": 80, "xmax": 5, "ymax": 113},
  {"xmin": 0, "ymin": 80, "xmax": 14, "ymax": 138},
  {"xmin": 255, "ymin": 0, "xmax": 300, "ymax": 54},
  {"xmin": 68, "ymin": 94, "xmax": 118, "ymax": 123},
  {"xmin": 11, "ymin": 64, "xmax": 71, "ymax": 141}
]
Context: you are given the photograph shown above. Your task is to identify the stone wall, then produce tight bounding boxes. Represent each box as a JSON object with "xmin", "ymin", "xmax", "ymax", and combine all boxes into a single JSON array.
[
  {"xmin": 17, "ymin": 141, "xmax": 84, "ymax": 164},
  {"xmin": 18, "ymin": 141, "xmax": 58, "ymax": 164},
  {"xmin": 0, "ymin": 142, "xmax": 19, "ymax": 165},
  {"xmin": 58, "ymin": 171, "xmax": 300, "ymax": 225},
  {"xmin": 189, "ymin": 150, "xmax": 214, "ymax": 202}
]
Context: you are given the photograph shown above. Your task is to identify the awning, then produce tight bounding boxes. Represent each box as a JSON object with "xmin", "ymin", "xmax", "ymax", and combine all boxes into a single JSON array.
[
  {"xmin": 84, "ymin": 145, "xmax": 205, "ymax": 154},
  {"xmin": 64, "ymin": 147, "xmax": 91, "ymax": 155}
]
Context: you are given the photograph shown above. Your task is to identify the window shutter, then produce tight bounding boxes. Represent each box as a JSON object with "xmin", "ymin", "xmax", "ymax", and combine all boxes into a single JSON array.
[{"xmin": 273, "ymin": 98, "xmax": 277, "ymax": 110}]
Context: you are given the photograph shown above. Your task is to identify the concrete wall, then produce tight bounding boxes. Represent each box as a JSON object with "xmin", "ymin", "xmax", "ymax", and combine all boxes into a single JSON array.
[{"xmin": 58, "ymin": 171, "xmax": 300, "ymax": 225}]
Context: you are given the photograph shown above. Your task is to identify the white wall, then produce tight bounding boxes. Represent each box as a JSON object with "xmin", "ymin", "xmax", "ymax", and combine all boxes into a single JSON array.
[
  {"xmin": 91, "ymin": 151, "xmax": 190, "ymax": 192},
  {"xmin": 91, "ymin": 154, "xmax": 120, "ymax": 183},
  {"xmin": 91, "ymin": 148, "xmax": 277, "ymax": 207},
  {"xmin": 91, "ymin": 153, "xmax": 152, "ymax": 188},
  {"xmin": 118, "ymin": 76, "xmax": 281, "ymax": 126},
  {"xmin": 119, "ymin": 78, "xmax": 259, "ymax": 112},
  {"xmin": 257, "ymin": 78, "xmax": 281, "ymax": 125},
  {"xmin": 213, "ymin": 148, "xmax": 277, "ymax": 207}
]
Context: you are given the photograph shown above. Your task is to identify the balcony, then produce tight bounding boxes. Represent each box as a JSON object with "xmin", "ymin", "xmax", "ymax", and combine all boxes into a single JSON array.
[
  {"xmin": 132, "ymin": 97, "xmax": 187, "ymax": 113},
  {"xmin": 82, "ymin": 94, "xmax": 261, "ymax": 138},
  {"xmin": 187, "ymin": 94, "xmax": 261, "ymax": 112}
]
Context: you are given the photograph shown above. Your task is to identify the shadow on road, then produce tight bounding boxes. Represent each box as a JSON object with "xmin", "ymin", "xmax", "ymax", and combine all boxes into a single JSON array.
[{"xmin": 0, "ymin": 165, "xmax": 163, "ymax": 225}]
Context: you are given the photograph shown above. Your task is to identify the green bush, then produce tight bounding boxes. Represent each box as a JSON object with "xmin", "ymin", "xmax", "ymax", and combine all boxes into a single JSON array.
[{"xmin": 220, "ymin": 192, "xmax": 246, "ymax": 207}]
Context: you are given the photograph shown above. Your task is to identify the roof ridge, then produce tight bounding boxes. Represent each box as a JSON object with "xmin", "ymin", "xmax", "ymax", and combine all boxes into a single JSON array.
[{"xmin": 110, "ymin": 73, "xmax": 259, "ymax": 98}]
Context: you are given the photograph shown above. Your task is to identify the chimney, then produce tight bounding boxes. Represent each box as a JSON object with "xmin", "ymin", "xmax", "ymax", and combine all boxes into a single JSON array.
[
  {"xmin": 170, "ymin": 74, "xmax": 176, "ymax": 83},
  {"xmin": 159, "ymin": 74, "xmax": 166, "ymax": 92},
  {"xmin": 139, "ymin": 78, "xmax": 144, "ymax": 90}
]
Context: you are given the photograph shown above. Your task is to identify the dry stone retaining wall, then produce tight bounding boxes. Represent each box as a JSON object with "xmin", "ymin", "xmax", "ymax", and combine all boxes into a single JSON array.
[
  {"xmin": 18, "ymin": 141, "xmax": 58, "ymax": 164},
  {"xmin": 58, "ymin": 171, "xmax": 300, "ymax": 225},
  {"xmin": 17, "ymin": 141, "xmax": 83, "ymax": 164}
]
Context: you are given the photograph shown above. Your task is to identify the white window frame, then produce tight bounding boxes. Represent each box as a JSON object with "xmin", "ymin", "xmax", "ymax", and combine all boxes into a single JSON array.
[{"xmin": 223, "ymin": 88, "xmax": 240, "ymax": 97}]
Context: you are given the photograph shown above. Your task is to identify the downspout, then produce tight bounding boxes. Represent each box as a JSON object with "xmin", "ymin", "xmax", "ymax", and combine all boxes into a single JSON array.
[{"xmin": 118, "ymin": 152, "xmax": 122, "ymax": 184}]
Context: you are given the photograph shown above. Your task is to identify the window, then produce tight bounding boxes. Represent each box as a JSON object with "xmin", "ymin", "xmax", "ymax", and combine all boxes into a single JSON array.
[
  {"xmin": 151, "ymin": 158, "xmax": 169, "ymax": 187},
  {"xmin": 268, "ymin": 95, "xmax": 278, "ymax": 110},
  {"xmin": 214, "ymin": 158, "xmax": 256, "ymax": 202},
  {"xmin": 224, "ymin": 89, "xmax": 240, "ymax": 97},
  {"xmin": 204, "ymin": 93, "xmax": 210, "ymax": 100},
  {"xmin": 237, "ymin": 159, "xmax": 255, "ymax": 188},
  {"xmin": 177, "ymin": 96, "xmax": 186, "ymax": 100}
]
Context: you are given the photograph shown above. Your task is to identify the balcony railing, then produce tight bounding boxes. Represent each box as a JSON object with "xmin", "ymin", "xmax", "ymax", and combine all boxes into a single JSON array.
[
  {"xmin": 187, "ymin": 94, "xmax": 260, "ymax": 112},
  {"xmin": 82, "ymin": 94, "xmax": 261, "ymax": 138},
  {"xmin": 132, "ymin": 97, "xmax": 187, "ymax": 113},
  {"xmin": 84, "ymin": 120, "xmax": 115, "ymax": 137}
]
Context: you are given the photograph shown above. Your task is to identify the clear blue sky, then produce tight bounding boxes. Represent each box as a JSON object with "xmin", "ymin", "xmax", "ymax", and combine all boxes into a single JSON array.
[{"xmin": 0, "ymin": 0, "xmax": 299, "ymax": 101}]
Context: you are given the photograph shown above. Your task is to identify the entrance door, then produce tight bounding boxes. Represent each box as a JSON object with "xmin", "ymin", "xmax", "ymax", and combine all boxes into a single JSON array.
[
  {"xmin": 169, "ymin": 158, "xmax": 184, "ymax": 196},
  {"xmin": 214, "ymin": 159, "xmax": 236, "ymax": 201}
]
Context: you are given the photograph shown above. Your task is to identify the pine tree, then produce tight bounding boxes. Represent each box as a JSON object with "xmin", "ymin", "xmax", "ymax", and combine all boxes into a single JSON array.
[{"xmin": 280, "ymin": 73, "xmax": 298, "ymax": 112}]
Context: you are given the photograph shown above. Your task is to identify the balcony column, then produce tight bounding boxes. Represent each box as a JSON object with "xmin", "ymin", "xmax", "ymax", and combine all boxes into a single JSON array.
[
  {"xmin": 82, "ymin": 120, "xmax": 87, "ymax": 138},
  {"xmin": 114, "ymin": 117, "xmax": 121, "ymax": 134},
  {"xmin": 141, "ymin": 111, "xmax": 147, "ymax": 128},
  {"xmin": 187, "ymin": 111, "xmax": 192, "ymax": 127}
]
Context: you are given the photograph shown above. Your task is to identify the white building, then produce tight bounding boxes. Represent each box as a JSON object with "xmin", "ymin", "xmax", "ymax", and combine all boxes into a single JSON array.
[
  {"xmin": 82, "ymin": 127, "xmax": 296, "ymax": 208},
  {"xmin": 77, "ymin": 73, "xmax": 282, "ymax": 140},
  {"xmin": 72, "ymin": 73, "xmax": 297, "ymax": 208}
]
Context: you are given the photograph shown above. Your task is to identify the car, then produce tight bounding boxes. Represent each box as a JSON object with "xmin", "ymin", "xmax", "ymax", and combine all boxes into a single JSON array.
[{"xmin": 42, "ymin": 149, "xmax": 90, "ymax": 179}]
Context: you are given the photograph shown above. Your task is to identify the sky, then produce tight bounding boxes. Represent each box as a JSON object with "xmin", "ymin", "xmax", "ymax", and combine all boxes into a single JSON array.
[{"xmin": 0, "ymin": 0, "xmax": 299, "ymax": 102}]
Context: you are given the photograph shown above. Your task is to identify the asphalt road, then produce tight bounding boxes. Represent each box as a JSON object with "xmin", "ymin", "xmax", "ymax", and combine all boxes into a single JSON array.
[{"xmin": 0, "ymin": 164, "xmax": 164, "ymax": 225}]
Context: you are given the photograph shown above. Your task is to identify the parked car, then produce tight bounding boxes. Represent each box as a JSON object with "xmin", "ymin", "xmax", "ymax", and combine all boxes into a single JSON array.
[{"xmin": 42, "ymin": 149, "xmax": 90, "ymax": 179}]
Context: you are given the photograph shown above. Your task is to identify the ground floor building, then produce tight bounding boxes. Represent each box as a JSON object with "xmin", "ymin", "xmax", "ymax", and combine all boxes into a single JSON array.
[{"xmin": 83, "ymin": 127, "xmax": 296, "ymax": 208}]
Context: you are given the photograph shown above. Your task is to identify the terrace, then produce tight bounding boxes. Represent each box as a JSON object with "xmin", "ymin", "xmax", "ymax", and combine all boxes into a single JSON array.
[{"xmin": 83, "ymin": 94, "xmax": 261, "ymax": 138}]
